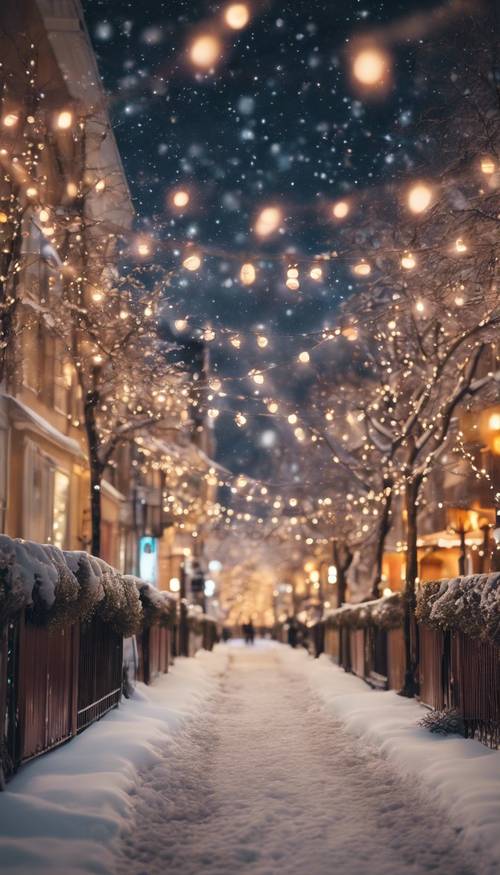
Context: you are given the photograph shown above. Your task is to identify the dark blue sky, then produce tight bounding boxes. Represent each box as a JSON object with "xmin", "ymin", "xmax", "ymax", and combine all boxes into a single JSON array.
[{"xmin": 81, "ymin": 0, "xmax": 462, "ymax": 475}]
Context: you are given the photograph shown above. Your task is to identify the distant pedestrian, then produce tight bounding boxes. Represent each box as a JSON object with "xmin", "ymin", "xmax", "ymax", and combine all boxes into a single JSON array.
[{"xmin": 244, "ymin": 619, "xmax": 255, "ymax": 645}]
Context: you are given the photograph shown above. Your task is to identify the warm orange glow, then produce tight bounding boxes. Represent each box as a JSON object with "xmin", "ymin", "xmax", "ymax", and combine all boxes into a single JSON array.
[
  {"xmin": 172, "ymin": 189, "xmax": 190, "ymax": 208},
  {"xmin": 298, "ymin": 351, "xmax": 310, "ymax": 363},
  {"xmin": 488, "ymin": 412, "xmax": 500, "ymax": 432},
  {"xmin": 332, "ymin": 200, "xmax": 349, "ymax": 219},
  {"xmin": 255, "ymin": 206, "xmax": 282, "ymax": 237},
  {"xmin": 407, "ymin": 183, "xmax": 433, "ymax": 214},
  {"xmin": 342, "ymin": 326, "xmax": 358, "ymax": 341},
  {"xmin": 137, "ymin": 241, "xmax": 151, "ymax": 257},
  {"xmin": 286, "ymin": 278, "xmax": 300, "ymax": 291},
  {"xmin": 401, "ymin": 252, "xmax": 416, "ymax": 270},
  {"xmin": 353, "ymin": 260, "xmax": 371, "ymax": 277},
  {"xmin": 352, "ymin": 46, "xmax": 390, "ymax": 87},
  {"xmin": 190, "ymin": 34, "xmax": 220, "ymax": 69},
  {"xmin": 2, "ymin": 112, "xmax": 19, "ymax": 128},
  {"xmin": 56, "ymin": 110, "xmax": 73, "ymax": 130},
  {"xmin": 224, "ymin": 3, "xmax": 250, "ymax": 29},
  {"xmin": 183, "ymin": 253, "xmax": 202, "ymax": 271},
  {"xmin": 480, "ymin": 157, "xmax": 496, "ymax": 175},
  {"xmin": 309, "ymin": 266, "xmax": 323, "ymax": 281},
  {"xmin": 240, "ymin": 262, "xmax": 256, "ymax": 285},
  {"xmin": 0, "ymin": 211, "xmax": 8, "ymax": 223}
]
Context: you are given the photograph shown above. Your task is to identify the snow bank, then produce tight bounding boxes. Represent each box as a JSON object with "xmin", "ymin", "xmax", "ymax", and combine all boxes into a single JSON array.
[
  {"xmin": 0, "ymin": 647, "xmax": 228, "ymax": 875},
  {"xmin": 282, "ymin": 646, "xmax": 500, "ymax": 867}
]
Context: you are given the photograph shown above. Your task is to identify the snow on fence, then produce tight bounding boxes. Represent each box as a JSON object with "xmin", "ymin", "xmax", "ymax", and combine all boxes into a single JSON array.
[
  {"xmin": 0, "ymin": 536, "xmax": 176, "ymax": 785},
  {"xmin": 319, "ymin": 594, "xmax": 405, "ymax": 692},
  {"xmin": 416, "ymin": 575, "xmax": 500, "ymax": 747}
]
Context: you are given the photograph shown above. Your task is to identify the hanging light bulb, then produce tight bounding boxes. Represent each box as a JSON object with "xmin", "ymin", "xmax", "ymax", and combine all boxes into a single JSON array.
[
  {"xmin": 352, "ymin": 46, "xmax": 390, "ymax": 88},
  {"xmin": 267, "ymin": 401, "xmax": 279, "ymax": 413},
  {"xmin": 400, "ymin": 252, "xmax": 416, "ymax": 270},
  {"xmin": 455, "ymin": 237, "xmax": 467, "ymax": 253},
  {"xmin": 298, "ymin": 351, "xmax": 310, "ymax": 363},
  {"xmin": 255, "ymin": 206, "xmax": 282, "ymax": 237},
  {"xmin": 286, "ymin": 278, "xmax": 300, "ymax": 291},
  {"xmin": 353, "ymin": 260, "xmax": 371, "ymax": 277},
  {"xmin": 240, "ymin": 262, "xmax": 256, "ymax": 285},
  {"xmin": 480, "ymin": 157, "xmax": 496, "ymax": 175},
  {"xmin": 183, "ymin": 253, "xmax": 201, "ymax": 271},
  {"xmin": 224, "ymin": 3, "xmax": 250, "ymax": 29},
  {"xmin": 252, "ymin": 372, "xmax": 264, "ymax": 385},
  {"xmin": 407, "ymin": 183, "xmax": 433, "ymax": 214},
  {"xmin": 332, "ymin": 200, "xmax": 349, "ymax": 219},
  {"xmin": 309, "ymin": 266, "xmax": 323, "ymax": 281},
  {"xmin": 257, "ymin": 335, "xmax": 268, "ymax": 348},
  {"xmin": 189, "ymin": 34, "xmax": 221, "ymax": 69}
]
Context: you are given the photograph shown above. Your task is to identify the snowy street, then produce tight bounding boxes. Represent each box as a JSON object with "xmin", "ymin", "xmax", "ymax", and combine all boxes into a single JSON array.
[{"xmin": 114, "ymin": 643, "xmax": 482, "ymax": 875}]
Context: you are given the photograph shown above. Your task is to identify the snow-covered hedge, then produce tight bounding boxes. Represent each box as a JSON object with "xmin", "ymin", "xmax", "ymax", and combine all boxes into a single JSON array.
[
  {"xmin": 416, "ymin": 574, "xmax": 500, "ymax": 646},
  {"xmin": 128, "ymin": 576, "xmax": 177, "ymax": 628},
  {"xmin": 324, "ymin": 593, "xmax": 404, "ymax": 631},
  {"xmin": 0, "ymin": 535, "xmax": 173, "ymax": 636}
]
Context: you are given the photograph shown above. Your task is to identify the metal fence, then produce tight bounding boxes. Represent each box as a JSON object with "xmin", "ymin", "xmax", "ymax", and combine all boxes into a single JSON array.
[{"xmin": 136, "ymin": 624, "xmax": 170, "ymax": 685}]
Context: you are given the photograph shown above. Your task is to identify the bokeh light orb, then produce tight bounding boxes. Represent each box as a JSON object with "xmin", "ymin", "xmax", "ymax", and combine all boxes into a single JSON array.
[
  {"xmin": 183, "ymin": 253, "xmax": 202, "ymax": 271},
  {"xmin": 332, "ymin": 200, "xmax": 349, "ymax": 219},
  {"xmin": 240, "ymin": 262, "xmax": 256, "ymax": 285},
  {"xmin": 172, "ymin": 189, "xmax": 190, "ymax": 208},
  {"xmin": 352, "ymin": 47, "xmax": 390, "ymax": 87},
  {"xmin": 407, "ymin": 182, "xmax": 433, "ymax": 214},
  {"xmin": 225, "ymin": 3, "xmax": 250, "ymax": 30},
  {"xmin": 255, "ymin": 206, "xmax": 282, "ymax": 237},
  {"xmin": 190, "ymin": 34, "xmax": 220, "ymax": 69}
]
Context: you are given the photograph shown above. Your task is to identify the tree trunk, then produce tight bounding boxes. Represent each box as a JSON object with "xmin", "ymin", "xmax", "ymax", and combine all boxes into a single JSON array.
[
  {"xmin": 84, "ymin": 389, "xmax": 103, "ymax": 558},
  {"xmin": 400, "ymin": 477, "xmax": 421, "ymax": 698},
  {"xmin": 371, "ymin": 479, "xmax": 393, "ymax": 599},
  {"xmin": 458, "ymin": 527, "xmax": 466, "ymax": 576},
  {"xmin": 332, "ymin": 540, "xmax": 353, "ymax": 608}
]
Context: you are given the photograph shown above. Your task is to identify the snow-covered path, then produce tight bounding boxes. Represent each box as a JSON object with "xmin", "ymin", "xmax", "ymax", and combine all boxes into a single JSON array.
[{"xmin": 115, "ymin": 643, "xmax": 477, "ymax": 875}]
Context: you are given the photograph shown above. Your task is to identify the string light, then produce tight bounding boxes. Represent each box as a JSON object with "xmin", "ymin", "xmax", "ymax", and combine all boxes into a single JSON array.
[
  {"xmin": 240, "ymin": 262, "xmax": 256, "ymax": 285},
  {"xmin": 455, "ymin": 238, "xmax": 467, "ymax": 253},
  {"xmin": 56, "ymin": 110, "xmax": 73, "ymax": 130},
  {"xmin": 407, "ymin": 182, "xmax": 433, "ymax": 214},
  {"xmin": 298, "ymin": 351, "xmax": 310, "ymax": 364},
  {"xmin": 183, "ymin": 253, "xmax": 202, "ymax": 271},
  {"xmin": 353, "ymin": 260, "xmax": 371, "ymax": 277},
  {"xmin": 352, "ymin": 46, "xmax": 390, "ymax": 87},
  {"xmin": 401, "ymin": 252, "xmax": 416, "ymax": 270},
  {"xmin": 480, "ymin": 157, "xmax": 496, "ymax": 175},
  {"xmin": 172, "ymin": 189, "xmax": 190, "ymax": 208},
  {"xmin": 255, "ymin": 206, "xmax": 282, "ymax": 237},
  {"xmin": 189, "ymin": 34, "xmax": 220, "ymax": 69},
  {"xmin": 309, "ymin": 266, "xmax": 323, "ymax": 281},
  {"xmin": 2, "ymin": 113, "xmax": 19, "ymax": 128},
  {"xmin": 224, "ymin": 3, "xmax": 250, "ymax": 29}
]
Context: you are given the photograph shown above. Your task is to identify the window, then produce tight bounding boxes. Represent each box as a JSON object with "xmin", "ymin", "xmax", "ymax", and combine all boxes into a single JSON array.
[{"xmin": 23, "ymin": 440, "xmax": 70, "ymax": 547}]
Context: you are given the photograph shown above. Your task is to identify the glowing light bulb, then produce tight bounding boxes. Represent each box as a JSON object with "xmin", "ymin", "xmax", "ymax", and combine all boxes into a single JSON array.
[
  {"xmin": 332, "ymin": 200, "xmax": 349, "ymax": 219},
  {"xmin": 489, "ymin": 413, "xmax": 500, "ymax": 431},
  {"xmin": 267, "ymin": 401, "xmax": 279, "ymax": 413},
  {"xmin": 224, "ymin": 3, "xmax": 249, "ymax": 29},
  {"xmin": 455, "ymin": 237, "xmax": 467, "ymax": 253},
  {"xmin": 401, "ymin": 252, "xmax": 416, "ymax": 270},
  {"xmin": 454, "ymin": 296, "xmax": 464, "ymax": 307},
  {"xmin": 235, "ymin": 412, "xmax": 247, "ymax": 427},
  {"xmin": 230, "ymin": 335, "xmax": 241, "ymax": 348},
  {"xmin": 257, "ymin": 335, "xmax": 268, "ymax": 348},
  {"xmin": 342, "ymin": 326, "xmax": 358, "ymax": 341},
  {"xmin": 66, "ymin": 182, "xmax": 78, "ymax": 198},
  {"xmin": 137, "ymin": 241, "xmax": 151, "ymax": 257},
  {"xmin": 287, "ymin": 266, "xmax": 299, "ymax": 279},
  {"xmin": 288, "ymin": 413, "xmax": 298, "ymax": 424},
  {"xmin": 39, "ymin": 209, "xmax": 50, "ymax": 223},
  {"xmin": 95, "ymin": 179, "xmax": 106, "ymax": 192},
  {"xmin": 183, "ymin": 253, "xmax": 201, "ymax": 271},
  {"xmin": 175, "ymin": 318, "xmax": 188, "ymax": 332},
  {"xmin": 172, "ymin": 189, "xmax": 190, "ymax": 208},
  {"xmin": 56, "ymin": 110, "xmax": 73, "ymax": 130},
  {"xmin": 286, "ymin": 278, "xmax": 300, "ymax": 291},
  {"xmin": 240, "ymin": 262, "xmax": 256, "ymax": 285},
  {"xmin": 480, "ymin": 157, "xmax": 496, "ymax": 175},
  {"xmin": 352, "ymin": 46, "xmax": 390, "ymax": 87},
  {"xmin": 190, "ymin": 34, "xmax": 220, "ymax": 69},
  {"xmin": 255, "ymin": 206, "xmax": 282, "ymax": 237},
  {"xmin": 415, "ymin": 300, "xmax": 425, "ymax": 313},
  {"xmin": 310, "ymin": 266, "xmax": 323, "ymax": 281},
  {"xmin": 298, "ymin": 351, "xmax": 310, "ymax": 364},
  {"xmin": 2, "ymin": 113, "xmax": 19, "ymax": 128},
  {"xmin": 353, "ymin": 260, "xmax": 371, "ymax": 277},
  {"xmin": 253, "ymin": 372, "xmax": 264, "ymax": 385},
  {"xmin": 407, "ymin": 183, "xmax": 433, "ymax": 214},
  {"xmin": 0, "ymin": 211, "xmax": 8, "ymax": 223},
  {"xmin": 25, "ymin": 186, "xmax": 37, "ymax": 199}
]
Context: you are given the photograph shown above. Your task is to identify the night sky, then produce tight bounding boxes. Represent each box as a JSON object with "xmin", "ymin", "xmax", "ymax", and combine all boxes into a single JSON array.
[{"xmin": 81, "ymin": 0, "xmax": 460, "ymax": 477}]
